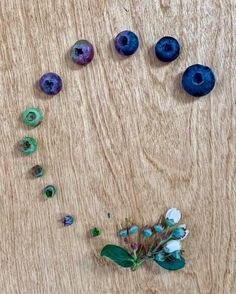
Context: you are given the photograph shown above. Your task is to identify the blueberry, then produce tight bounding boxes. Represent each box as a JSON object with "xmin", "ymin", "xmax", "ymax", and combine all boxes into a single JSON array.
[
  {"xmin": 114, "ymin": 30, "xmax": 139, "ymax": 56},
  {"xmin": 182, "ymin": 64, "xmax": 216, "ymax": 97},
  {"xmin": 62, "ymin": 215, "xmax": 74, "ymax": 226},
  {"xmin": 70, "ymin": 40, "xmax": 94, "ymax": 65},
  {"xmin": 155, "ymin": 36, "xmax": 180, "ymax": 62},
  {"xmin": 39, "ymin": 72, "xmax": 62, "ymax": 95}
]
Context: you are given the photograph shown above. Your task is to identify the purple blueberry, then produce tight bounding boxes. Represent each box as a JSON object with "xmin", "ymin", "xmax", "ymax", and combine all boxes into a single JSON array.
[
  {"xmin": 114, "ymin": 30, "xmax": 139, "ymax": 56},
  {"xmin": 155, "ymin": 36, "xmax": 180, "ymax": 62},
  {"xmin": 39, "ymin": 72, "xmax": 62, "ymax": 95},
  {"xmin": 70, "ymin": 40, "xmax": 94, "ymax": 65},
  {"xmin": 62, "ymin": 215, "xmax": 74, "ymax": 226}
]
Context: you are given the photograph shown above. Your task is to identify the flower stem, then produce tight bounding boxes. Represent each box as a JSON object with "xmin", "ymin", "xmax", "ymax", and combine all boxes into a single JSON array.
[
  {"xmin": 131, "ymin": 259, "xmax": 145, "ymax": 271},
  {"xmin": 151, "ymin": 235, "xmax": 172, "ymax": 254},
  {"xmin": 133, "ymin": 250, "xmax": 137, "ymax": 260}
]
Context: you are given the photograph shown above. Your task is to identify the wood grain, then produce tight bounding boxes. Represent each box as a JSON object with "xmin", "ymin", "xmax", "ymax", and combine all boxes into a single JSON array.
[{"xmin": 0, "ymin": 0, "xmax": 235, "ymax": 293}]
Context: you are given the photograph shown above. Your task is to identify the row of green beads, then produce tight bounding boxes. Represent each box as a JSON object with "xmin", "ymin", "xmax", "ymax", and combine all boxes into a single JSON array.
[
  {"xmin": 20, "ymin": 108, "xmax": 58, "ymax": 201},
  {"xmin": 19, "ymin": 108, "xmax": 43, "ymax": 155}
]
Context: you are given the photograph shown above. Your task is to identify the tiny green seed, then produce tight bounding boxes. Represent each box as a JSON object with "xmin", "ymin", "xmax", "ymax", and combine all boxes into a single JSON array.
[
  {"xmin": 43, "ymin": 185, "xmax": 57, "ymax": 200},
  {"xmin": 90, "ymin": 227, "xmax": 101, "ymax": 237},
  {"xmin": 31, "ymin": 165, "xmax": 44, "ymax": 178},
  {"xmin": 18, "ymin": 137, "xmax": 37, "ymax": 155},
  {"xmin": 22, "ymin": 108, "xmax": 43, "ymax": 128}
]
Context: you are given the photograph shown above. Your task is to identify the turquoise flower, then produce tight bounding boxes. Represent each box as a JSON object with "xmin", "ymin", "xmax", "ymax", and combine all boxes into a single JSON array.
[
  {"xmin": 165, "ymin": 208, "xmax": 181, "ymax": 227},
  {"xmin": 153, "ymin": 224, "xmax": 164, "ymax": 233},
  {"xmin": 119, "ymin": 229, "xmax": 128, "ymax": 238},
  {"xmin": 164, "ymin": 240, "xmax": 181, "ymax": 253},
  {"xmin": 172, "ymin": 227, "xmax": 186, "ymax": 239},
  {"xmin": 143, "ymin": 228, "xmax": 152, "ymax": 238},
  {"xmin": 128, "ymin": 225, "xmax": 139, "ymax": 235},
  {"xmin": 155, "ymin": 251, "xmax": 166, "ymax": 262},
  {"xmin": 172, "ymin": 225, "xmax": 189, "ymax": 240}
]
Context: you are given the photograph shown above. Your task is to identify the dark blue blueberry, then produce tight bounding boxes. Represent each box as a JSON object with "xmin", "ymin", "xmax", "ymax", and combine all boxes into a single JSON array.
[
  {"xmin": 155, "ymin": 36, "xmax": 180, "ymax": 62},
  {"xmin": 62, "ymin": 215, "xmax": 74, "ymax": 226},
  {"xmin": 114, "ymin": 30, "xmax": 139, "ymax": 56},
  {"xmin": 39, "ymin": 72, "xmax": 62, "ymax": 95},
  {"xmin": 70, "ymin": 40, "xmax": 94, "ymax": 65},
  {"xmin": 182, "ymin": 64, "xmax": 216, "ymax": 97}
]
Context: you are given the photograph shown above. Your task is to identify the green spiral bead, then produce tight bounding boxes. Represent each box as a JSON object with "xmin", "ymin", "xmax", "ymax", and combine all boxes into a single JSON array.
[
  {"xmin": 18, "ymin": 136, "xmax": 37, "ymax": 155},
  {"xmin": 90, "ymin": 227, "xmax": 101, "ymax": 237},
  {"xmin": 43, "ymin": 185, "xmax": 57, "ymax": 200},
  {"xmin": 31, "ymin": 165, "xmax": 44, "ymax": 178},
  {"xmin": 22, "ymin": 107, "xmax": 43, "ymax": 128}
]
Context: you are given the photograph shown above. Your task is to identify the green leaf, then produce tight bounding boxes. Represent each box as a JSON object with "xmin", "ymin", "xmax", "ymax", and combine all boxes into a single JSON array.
[
  {"xmin": 101, "ymin": 244, "xmax": 135, "ymax": 268},
  {"xmin": 155, "ymin": 256, "xmax": 185, "ymax": 271}
]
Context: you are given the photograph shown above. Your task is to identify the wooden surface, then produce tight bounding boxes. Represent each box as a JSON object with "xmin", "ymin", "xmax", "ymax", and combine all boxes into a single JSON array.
[{"xmin": 0, "ymin": 0, "xmax": 235, "ymax": 293}]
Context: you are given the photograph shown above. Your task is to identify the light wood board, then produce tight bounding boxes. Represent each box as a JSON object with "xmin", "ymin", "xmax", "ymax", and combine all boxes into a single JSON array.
[{"xmin": 0, "ymin": 0, "xmax": 235, "ymax": 293}]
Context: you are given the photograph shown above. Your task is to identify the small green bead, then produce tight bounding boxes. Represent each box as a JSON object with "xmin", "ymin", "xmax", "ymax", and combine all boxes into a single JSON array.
[
  {"xmin": 90, "ymin": 227, "xmax": 101, "ymax": 237},
  {"xmin": 31, "ymin": 165, "xmax": 44, "ymax": 178},
  {"xmin": 22, "ymin": 108, "xmax": 43, "ymax": 128},
  {"xmin": 43, "ymin": 185, "xmax": 57, "ymax": 199},
  {"xmin": 18, "ymin": 137, "xmax": 37, "ymax": 155}
]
